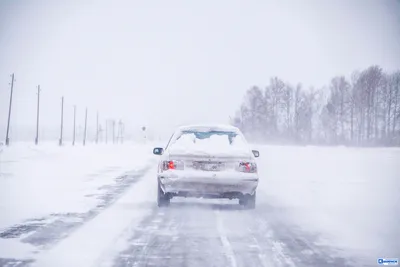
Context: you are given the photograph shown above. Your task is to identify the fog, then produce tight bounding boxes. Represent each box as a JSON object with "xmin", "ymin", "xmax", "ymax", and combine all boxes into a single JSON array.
[{"xmin": 1, "ymin": 0, "xmax": 400, "ymax": 141}]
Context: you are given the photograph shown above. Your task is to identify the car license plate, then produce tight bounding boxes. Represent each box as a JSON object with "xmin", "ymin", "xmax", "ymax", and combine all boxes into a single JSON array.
[
  {"xmin": 193, "ymin": 161, "xmax": 224, "ymax": 171},
  {"xmin": 203, "ymin": 163, "xmax": 223, "ymax": 171}
]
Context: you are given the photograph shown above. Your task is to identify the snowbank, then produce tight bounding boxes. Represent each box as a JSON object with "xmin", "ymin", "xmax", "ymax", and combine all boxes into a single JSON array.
[{"xmin": 0, "ymin": 141, "xmax": 155, "ymax": 229}]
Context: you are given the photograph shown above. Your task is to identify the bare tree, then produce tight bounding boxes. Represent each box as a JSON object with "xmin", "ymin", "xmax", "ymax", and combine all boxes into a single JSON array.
[
  {"xmin": 349, "ymin": 71, "xmax": 361, "ymax": 144},
  {"xmin": 392, "ymin": 72, "xmax": 400, "ymax": 140},
  {"xmin": 269, "ymin": 77, "xmax": 285, "ymax": 134},
  {"xmin": 233, "ymin": 66, "xmax": 400, "ymax": 147},
  {"xmin": 240, "ymin": 86, "xmax": 266, "ymax": 141},
  {"xmin": 293, "ymin": 84, "xmax": 302, "ymax": 142},
  {"xmin": 363, "ymin": 66, "xmax": 383, "ymax": 141},
  {"xmin": 326, "ymin": 76, "xmax": 350, "ymax": 143},
  {"xmin": 282, "ymin": 84, "xmax": 294, "ymax": 140}
]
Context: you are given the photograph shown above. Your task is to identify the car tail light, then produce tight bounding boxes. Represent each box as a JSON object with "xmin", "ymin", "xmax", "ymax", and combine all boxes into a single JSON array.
[
  {"xmin": 238, "ymin": 162, "xmax": 257, "ymax": 173},
  {"xmin": 162, "ymin": 160, "xmax": 184, "ymax": 170}
]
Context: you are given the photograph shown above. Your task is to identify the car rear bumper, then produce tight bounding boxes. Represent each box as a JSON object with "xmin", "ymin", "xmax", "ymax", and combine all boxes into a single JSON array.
[{"xmin": 158, "ymin": 171, "xmax": 258, "ymax": 197}]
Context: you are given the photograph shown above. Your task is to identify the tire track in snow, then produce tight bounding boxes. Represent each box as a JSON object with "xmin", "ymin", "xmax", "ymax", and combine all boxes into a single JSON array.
[
  {"xmin": 249, "ymin": 199, "xmax": 356, "ymax": 267},
  {"xmin": 216, "ymin": 194, "xmax": 356, "ymax": 267},
  {"xmin": 214, "ymin": 209, "xmax": 238, "ymax": 267},
  {"xmin": 0, "ymin": 166, "xmax": 152, "ymax": 242},
  {"xmin": 250, "ymin": 236, "xmax": 274, "ymax": 267},
  {"xmin": 111, "ymin": 209, "xmax": 179, "ymax": 267},
  {"xmin": 31, "ymin": 167, "xmax": 158, "ymax": 267},
  {"xmin": 111, "ymin": 201, "xmax": 234, "ymax": 267},
  {"xmin": 0, "ymin": 165, "xmax": 154, "ymax": 250},
  {"xmin": 251, "ymin": 185, "xmax": 360, "ymax": 267},
  {"xmin": 0, "ymin": 166, "xmax": 152, "ymax": 267},
  {"xmin": 217, "ymin": 207, "xmax": 285, "ymax": 267}
]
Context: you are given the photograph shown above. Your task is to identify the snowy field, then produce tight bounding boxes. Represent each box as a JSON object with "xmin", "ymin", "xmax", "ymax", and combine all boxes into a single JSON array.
[
  {"xmin": 258, "ymin": 145, "xmax": 400, "ymax": 266},
  {"xmin": 0, "ymin": 142, "xmax": 156, "ymax": 264},
  {"xmin": 0, "ymin": 142, "xmax": 399, "ymax": 267}
]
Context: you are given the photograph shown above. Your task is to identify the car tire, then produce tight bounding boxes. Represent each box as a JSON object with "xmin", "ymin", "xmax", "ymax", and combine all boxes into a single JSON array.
[
  {"xmin": 241, "ymin": 192, "xmax": 256, "ymax": 209},
  {"xmin": 157, "ymin": 180, "xmax": 170, "ymax": 207}
]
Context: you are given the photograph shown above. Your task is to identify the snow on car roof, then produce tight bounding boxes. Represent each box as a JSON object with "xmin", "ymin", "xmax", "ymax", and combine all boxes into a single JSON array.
[{"xmin": 177, "ymin": 124, "xmax": 241, "ymax": 133}]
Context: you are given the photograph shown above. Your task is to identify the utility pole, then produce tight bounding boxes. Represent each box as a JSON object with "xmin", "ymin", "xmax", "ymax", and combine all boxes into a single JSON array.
[
  {"xmin": 116, "ymin": 120, "xmax": 120, "ymax": 143},
  {"xmin": 112, "ymin": 120, "xmax": 116, "ymax": 144},
  {"xmin": 105, "ymin": 120, "xmax": 108, "ymax": 144},
  {"xmin": 72, "ymin": 105, "xmax": 76, "ymax": 146},
  {"xmin": 35, "ymin": 85, "xmax": 41, "ymax": 145},
  {"xmin": 5, "ymin": 73, "xmax": 15, "ymax": 146},
  {"xmin": 96, "ymin": 111, "xmax": 99, "ymax": 144},
  {"xmin": 120, "ymin": 121, "xmax": 124, "ymax": 144},
  {"xmin": 83, "ymin": 108, "xmax": 87, "ymax": 146},
  {"xmin": 59, "ymin": 96, "xmax": 64, "ymax": 146}
]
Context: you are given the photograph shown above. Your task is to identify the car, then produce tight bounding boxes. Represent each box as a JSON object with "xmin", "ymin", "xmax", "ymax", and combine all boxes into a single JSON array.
[{"xmin": 152, "ymin": 124, "xmax": 260, "ymax": 209}]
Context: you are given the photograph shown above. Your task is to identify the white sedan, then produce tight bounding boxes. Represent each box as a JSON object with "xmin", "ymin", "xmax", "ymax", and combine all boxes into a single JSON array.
[{"xmin": 153, "ymin": 124, "xmax": 260, "ymax": 209}]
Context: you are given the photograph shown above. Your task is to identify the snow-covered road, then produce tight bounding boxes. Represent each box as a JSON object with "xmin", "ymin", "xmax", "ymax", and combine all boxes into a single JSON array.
[
  {"xmin": 1, "ymin": 143, "xmax": 399, "ymax": 267},
  {"xmin": 32, "ymin": 168, "xmax": 355, "ymax": 267}
]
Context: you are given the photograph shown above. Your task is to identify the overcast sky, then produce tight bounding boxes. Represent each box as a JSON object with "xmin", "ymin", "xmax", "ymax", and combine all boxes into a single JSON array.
[{"xmin": 1, "ymin": 0, "xmax": 400, "ymax": 141}]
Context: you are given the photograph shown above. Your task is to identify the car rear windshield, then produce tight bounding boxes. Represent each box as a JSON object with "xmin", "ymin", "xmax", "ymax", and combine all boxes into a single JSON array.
[{"xmin": 175, "ymin": 130, "xmax": 243, "ymax": 145}]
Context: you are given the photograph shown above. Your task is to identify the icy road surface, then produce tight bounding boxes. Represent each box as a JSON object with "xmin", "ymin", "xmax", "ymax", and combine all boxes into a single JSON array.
[{"xmin": 0, "ymin": 143, "xmax": 399, "ymax": 267}]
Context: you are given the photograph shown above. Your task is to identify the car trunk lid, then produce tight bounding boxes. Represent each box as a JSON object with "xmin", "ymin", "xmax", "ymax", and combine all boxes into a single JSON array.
[{"xmin": 168, "ymin": 153, "xmax": 252, "ymax": 172}]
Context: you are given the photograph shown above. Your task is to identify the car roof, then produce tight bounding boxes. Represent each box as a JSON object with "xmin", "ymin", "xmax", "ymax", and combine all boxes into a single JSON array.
[{"xmin": 177, "ymin": 124, "xmax": 241, "ymax": 134}]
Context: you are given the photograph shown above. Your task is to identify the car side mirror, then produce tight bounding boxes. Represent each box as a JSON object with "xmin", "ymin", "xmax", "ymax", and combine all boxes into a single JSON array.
[
  {"xmin": 252, "ymin": 150, "xmax": 260, "ymax": 158},
  {"xmin": 153, "ymin": 147, "xmax": 164, "ymax": 155}
]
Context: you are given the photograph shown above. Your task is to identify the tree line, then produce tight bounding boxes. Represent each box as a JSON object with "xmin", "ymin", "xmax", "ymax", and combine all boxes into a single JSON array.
[{"xmin": 232, "ymin": 65, "xmax": 400, "ymax": 146}]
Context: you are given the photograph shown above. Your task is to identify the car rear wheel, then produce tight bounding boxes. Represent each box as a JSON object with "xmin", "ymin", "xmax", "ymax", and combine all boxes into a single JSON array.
[
  {"xmin": 157, "ymin": 180, "xmax": 170, "ymax": 207},
  {"xmin": 240, "ymin": 192, "xmax": 256, "ymax": 209}
]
